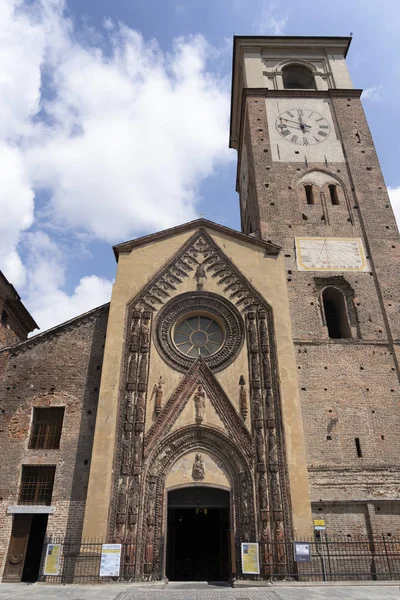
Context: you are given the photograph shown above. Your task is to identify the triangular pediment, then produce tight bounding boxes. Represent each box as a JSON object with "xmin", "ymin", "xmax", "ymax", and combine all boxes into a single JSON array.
[
  {"xmin": 144, "ymin": 358, "xmax": 254, "ymax": 459},
  {"xmin": 128, "ymin": 228, "xmax": 271, "ymax": 315}
]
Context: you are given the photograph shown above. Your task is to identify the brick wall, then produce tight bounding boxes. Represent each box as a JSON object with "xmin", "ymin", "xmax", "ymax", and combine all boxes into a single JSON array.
[
  {"xmin": 0, "ymin": 305, "xmax": 108, "ymax": 577},
  {"xmin": 240, "ymin": 92, "xmax": 400, "ymax": 537}
]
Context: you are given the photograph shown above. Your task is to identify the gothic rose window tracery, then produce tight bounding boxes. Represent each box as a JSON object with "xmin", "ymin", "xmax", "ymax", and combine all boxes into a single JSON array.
[{"xmin": 173, "ymin": 315, "xmax": 225, "ymax": 358}]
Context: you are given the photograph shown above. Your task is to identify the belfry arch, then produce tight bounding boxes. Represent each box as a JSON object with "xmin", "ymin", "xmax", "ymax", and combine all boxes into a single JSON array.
[{"xmin": 138, "ymin": 425, "xmax": 256, "ymax": 580}]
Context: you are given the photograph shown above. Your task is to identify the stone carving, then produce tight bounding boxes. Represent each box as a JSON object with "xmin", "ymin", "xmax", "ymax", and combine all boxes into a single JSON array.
[
  {"xmin": 129, "ymin": 311, "xmax": 141, "ymax": 352},
  {"xmin": 128, "ymin": 475, "xmax": 140, "ymax": 526},
  {"xmin": 144, "ymin": 525, "xmax": 155, "ymax": 569},
  {"xmin": 256, "ymin": 429, "xmax": 265, "ymax": 467},
  {"xmin": 139, "ymin": 318, "xmax": 150, "ymax": 353},
  {"xmin": 125, "ymin": 394, "xmax": 134, "ymax": 432},
  {"xmin": 135, "ymin": 393, "xmax": 145, "ymax": 431},
  {"xmin": 194, "ymin": 383, "xmax": 206, "ymax": 424},
  {"xmin": 117, "ymin": 477, "xmax": 128, "ymax": 524},
  {"xmin": 151, "ymin": 377, "xmax": 164, "ymax": 415},
  {"xmin": 194, "ymin": 262, "xmax": 207, "ymax": 291},
  {"xmin": 121, "ymin": 431, "xmax": 132, "ymax": 476},
  {"xmin": 126, "ymin": 354, "xmax": 138, "ymax": 391},
  {"xmin": 248, "ymin": 312, "xmax": 258, "ymax": 353},
  {"xmin": 239, "ymin": 375, "xmax": 248, "ymax": 420},
  {"xmin": 146, "ymin": 477, "xmax": 157, "ymax": 526},
  {"xmin": 192, "ymin": 453, "xmax": 205, "ymax": 481},
  {"xmin": 259, "ymin": 473, "xmax": 268, "ymax": 511},
  {"xmin": 154, "ymin": 291, "xmax": 244, "ymax": 374},
  {"xmin": 133, "ymin": 433, "xmax": 143, "ymax": 474}
]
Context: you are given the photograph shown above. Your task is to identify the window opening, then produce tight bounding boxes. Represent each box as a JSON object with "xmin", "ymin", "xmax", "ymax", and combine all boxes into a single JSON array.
[
  {"xmin": 329, "ymin": 185, "xmax": 339, "ymax": 205},
  {"xmin": 282, "ymin": 65, "xmax": 316, "ymax": 90},
  {"xmin": 1, "ymin": 310, "xmax": 8, "ymax": 325},
  {"xmin": 355, "ymin": 438, "xmax": 362, "ymax": 458},
  {"xmin": 322, "ymin": 287, "xmax": 351, "ymax": 339},
  {"xmin": 19, "ymin": 466, "xmax": 56, "ymax": 505},
  {"xmin": 305, "ymin": 185, "xmax": 314, "ymax": 205},
  {"xmin": 29, "ymin": 407, "xmax": 65, "ymax": 450}
]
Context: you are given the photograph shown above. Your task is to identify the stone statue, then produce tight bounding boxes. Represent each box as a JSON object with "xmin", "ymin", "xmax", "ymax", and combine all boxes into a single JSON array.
[
  {"xmin": 194, "ymin": 263, "xmax": 207, "ymax": 291},
  {"xmin": 194, "ymin": 384, "xmax": 206, "ymax": 424},
  {"xmin": 121, "ymin": 432, "xmax": 131, "ymax": 475},
  {"xmin": 259, "ymin": 474, "xmax": 268, "ymax": 511},
  {"xmin": 192, "ymin": 453, "xmax": 205, "ymax": 481},
  {"xmin": 125, "ymin": 395, "xmax": 134, "ymax": 432},
  {"xmin": 117, "ymin": 477, "xmax": 128, "ymax": 521},
  {"xmin": 151, "ymin": 376, "xmax": 164, "ymax": 415},
  {"xmin": 139, "ymin": 322, "xmax": 150, "ymax": 353},
  {"xmin": 145, "ymin": 525, "xmax": 155, "ymax": 566},
  {"xmin": 130, "ymin": 313, "xmax": 141, "ymax": 352},
  {"xmin": 239, "ymin": 375, "xmax": 248, "ymax": 419}
]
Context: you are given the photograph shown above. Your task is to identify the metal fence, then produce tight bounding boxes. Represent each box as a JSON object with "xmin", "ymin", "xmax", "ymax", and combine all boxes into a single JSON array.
[{"xmin": 39, "ymin": 534, "xmax": 400, "ymax": 584}]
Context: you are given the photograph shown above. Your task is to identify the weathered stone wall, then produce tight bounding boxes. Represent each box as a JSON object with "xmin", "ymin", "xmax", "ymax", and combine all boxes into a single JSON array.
[{"xmin": 0, "ymin": 306, "xmax": 108, "ymax": 578}]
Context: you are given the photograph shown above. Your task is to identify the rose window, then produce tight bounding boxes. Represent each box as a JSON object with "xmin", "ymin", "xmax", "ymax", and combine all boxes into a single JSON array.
[{"xmin": 173, "ymin": 316, "xmax": 225, "ymax": 358}]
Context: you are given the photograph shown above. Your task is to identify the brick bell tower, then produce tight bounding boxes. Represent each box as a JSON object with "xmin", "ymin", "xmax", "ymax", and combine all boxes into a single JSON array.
[{"xmin": 230, "ymin": 37, "xmax": 400, "ymax": 535}]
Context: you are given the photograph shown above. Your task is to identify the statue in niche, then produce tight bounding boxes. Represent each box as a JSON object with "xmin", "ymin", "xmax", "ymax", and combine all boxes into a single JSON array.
[
  {"xmin": 192, "ymin": 453, "xmax": 205, "ymax": 481},
  {"xmin": 194, "ymin": 262, "xmax": 207, "ymax": 291},
  {"xmin": 125, "ymin": 395, "xmax": 134, "ymax": 432},
  {"xmin": 117, "ymin": 477, "xmax": 128, "ymax": 520},
  {"xmin": 239, "ymin": 375, "xmax": 248, "ymax": 419},
  {"xmin": 121, "ymin": 432, "xmax": 131, "ymax": 475},
  {"xmin": 247, "ymin": 312, "xmax": 258, "ymax": 352},
  {"xmin": 151, "ymin": 376, "xmax": 164, "ymax": 415},
  {"xmin": 259, "ymin": 474, "xmax": 268, "ymax": 511},
  {"xmin": 194, "ymin": 384, "xmax": 206, "ymax": 424},
  {"xmin": 135, "ymin": 392, "xmax": 145, "ymax": 425},
  {"xmin": 130, "ymin": 313, "xmax": 141, "ymax": 352},
  {"xmin": 139, "ymin": 321, "xmax": 150, "ymax": 353},
  {"xmin": 145, "ymin": 525, "xmax": 155, "ymax": 566}
]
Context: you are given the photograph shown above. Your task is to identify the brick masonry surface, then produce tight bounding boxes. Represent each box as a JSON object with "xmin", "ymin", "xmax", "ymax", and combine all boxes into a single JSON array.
[
  {"xmin": 240, "ymin": 92, "xmax": 400, "ymax": 537},
  {"xmin": 0, "ymin": 305, "xmax": 109, "ymax": 577}
]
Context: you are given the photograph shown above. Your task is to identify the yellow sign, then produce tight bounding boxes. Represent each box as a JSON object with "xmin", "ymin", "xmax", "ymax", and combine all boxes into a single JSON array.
[
  {"xmin": 314, "ymin": 519, "xmax": 325, "ymax": 527},
  {"xmin": 241, "ymin": 542, "xmax": 260, "ymax": 575},
  {"xmin": 43, "ymin": 543, "xmax": 61, "ymax": 576}
]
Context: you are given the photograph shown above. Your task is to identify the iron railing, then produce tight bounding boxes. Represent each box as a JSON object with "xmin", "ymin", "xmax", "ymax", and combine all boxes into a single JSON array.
[{"xmin": 39, "ymin": 534, "xmax": 400, "ymax": 584}]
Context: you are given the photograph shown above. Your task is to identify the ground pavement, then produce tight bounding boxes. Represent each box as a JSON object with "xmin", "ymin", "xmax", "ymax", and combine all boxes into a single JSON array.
[{"xmin": 0, "ymin": 582, "xmax": 399, "ymax": 600}]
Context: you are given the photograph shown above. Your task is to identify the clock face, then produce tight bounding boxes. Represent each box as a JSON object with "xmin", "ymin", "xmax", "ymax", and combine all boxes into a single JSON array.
[
  {"xmin": 295, "ymin": 237, "xmax": 369, "ymax": 272},
  {"xmin": 275, "ymin": 108, "xmax": 331, "ymax": 146}
]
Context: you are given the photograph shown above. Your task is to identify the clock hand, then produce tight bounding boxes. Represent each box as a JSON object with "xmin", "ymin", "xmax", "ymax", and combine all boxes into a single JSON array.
[{"xmin": 279, "ymin": 118, "xmax": 311, "ymax": 129}]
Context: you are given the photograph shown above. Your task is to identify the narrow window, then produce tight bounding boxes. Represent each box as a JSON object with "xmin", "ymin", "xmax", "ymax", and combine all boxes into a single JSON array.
[
  {"xmin": 329, "ymin": 185, "xmax": 339, "ymax": 205},
  {"xmin": 19, "ymin": 465, "xmax": 56, "ymax": 505},
  {"xmin": 322, "ymin": 287, "xmax": 351, "ymax": 339},
  {"xmin": 1, "ymin": 310, "xmax": 8, "ymax": 325},
  {"xmin": 355, "ymin": 438, "xmax": 362, "ymax": 458},
  {"xmin": 29, "ymin": 407, "xmax": 65, "ymax": 450},
  {"xmin": 305, "ymin": 185, "xmax": 314, "ymax": 205}
]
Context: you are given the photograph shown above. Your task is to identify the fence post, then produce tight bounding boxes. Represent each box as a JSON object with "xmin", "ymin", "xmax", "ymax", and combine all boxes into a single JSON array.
[
  {"xmin": 324, "ymin": 534, "xmax": 332, "ymax": 581},
  {"xmin": 382, "ymin": 535, "xmax": 392, "ymax": 580}
]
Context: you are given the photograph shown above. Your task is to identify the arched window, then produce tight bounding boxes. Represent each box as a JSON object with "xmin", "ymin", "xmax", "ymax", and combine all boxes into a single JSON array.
[
  {"xmin": 322, "ymin": 287, "xmax": 351, "ymax": 339},
  {"xmin": 282, "ymin": 65, "xmax": 316, "ymax": 90}
]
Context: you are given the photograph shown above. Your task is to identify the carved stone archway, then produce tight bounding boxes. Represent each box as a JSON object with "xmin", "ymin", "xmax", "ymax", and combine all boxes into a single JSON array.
[{"xmin": 137, "ymin": 425, "xmax": 255, "ymax": 580}]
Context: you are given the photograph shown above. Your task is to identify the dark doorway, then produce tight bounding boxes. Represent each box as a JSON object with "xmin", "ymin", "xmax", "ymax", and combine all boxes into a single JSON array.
[
  {"xmin": 166, "ymin": 487, "xmax": 230, "ymax": 581},
  {"xmin": 21, "ymin": 514, "xmax": 48, "ymax": 582}
]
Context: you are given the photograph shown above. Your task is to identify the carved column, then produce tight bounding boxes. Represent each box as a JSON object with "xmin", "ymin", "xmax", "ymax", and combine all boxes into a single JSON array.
[
  {"xmin": 115, "ymin": 309, "xmax": 152, "ymax": 580},
  {"xmin": 258, "ymin": 309, "xmax": 287, "ymax": 575}
]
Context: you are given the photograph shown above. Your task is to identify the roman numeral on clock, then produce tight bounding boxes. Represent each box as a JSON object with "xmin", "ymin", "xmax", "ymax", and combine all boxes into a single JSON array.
[
  {"xmin": 286, "ymin": 110, "xmax": 294, "ymax": 117},
  {"xmin": 303, "ymin": 137, "xmax": 309, "ymax": 146},
  {"xmin": 290, "ymin": 135, "xmax": 298, "ymax": 143}
]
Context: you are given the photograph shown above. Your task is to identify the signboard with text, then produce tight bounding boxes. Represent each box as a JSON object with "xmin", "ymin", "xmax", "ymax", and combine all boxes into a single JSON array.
[
  {"xmin": 293, "ymin": 542, "xmax": 311, "ymax": 563},
  {"xmin": 99, "ymin": 544, "xmax": 121, "ymax": 577},
  {"xmin": 43, "ymin": 543, "xmax": 61, "ymax": 576},
  {"xmin": 241, "ymin": 542, "xmax": 260, "ymax": 574}
]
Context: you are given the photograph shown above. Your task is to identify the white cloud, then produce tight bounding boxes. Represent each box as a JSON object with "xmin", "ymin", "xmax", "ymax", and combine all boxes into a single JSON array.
[
  {"xmin": 362, "ymin": 85, "xmax": 383, "ymax": 102},
  {"xmin": 0, "ymin": 0, "xmax": 233, "ymax": 331},
  {"xmin": 254, "ymin": 1, "xmax": 288, "ymax": 35},
  {"xmin": 388, "ymin": 187, "xmax": 400, "ymax": 228},
  {"xmin": 22, "ymin": 232, "xmax": 112, "ymax": 332}
]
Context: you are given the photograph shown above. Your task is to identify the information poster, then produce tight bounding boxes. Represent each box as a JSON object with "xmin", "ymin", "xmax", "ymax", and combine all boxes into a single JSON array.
[
  {"xmin": 43, "ymin": 543, "xmax": 61, "ymax": 576},
  {"xmin": 241, "ymin": 542, "xmax": 260, "ymax": 574},
  {"xmin": 99, "ymin": 544, "xmax": 121, "ymax": 577},
  {"xmin": 293, "ymin": 542, "xmax": 311, "ymax": 563}
]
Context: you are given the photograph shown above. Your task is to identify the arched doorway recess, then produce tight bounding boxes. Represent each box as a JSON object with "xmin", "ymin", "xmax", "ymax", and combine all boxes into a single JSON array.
[{"xmin": 139, "ymin": 425, "xmax": 255, "ymax": 580}]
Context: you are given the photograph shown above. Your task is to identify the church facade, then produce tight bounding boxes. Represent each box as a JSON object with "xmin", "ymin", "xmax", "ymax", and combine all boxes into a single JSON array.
[{"xmin": 1, "ymin": 35, "xmax": 400, "ymax": 584}]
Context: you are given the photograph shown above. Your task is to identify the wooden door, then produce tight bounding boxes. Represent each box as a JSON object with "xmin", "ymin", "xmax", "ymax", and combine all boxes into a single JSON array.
[{"xmin": 2, "ymin": 514, "xmax": 32, "ymax": 582}]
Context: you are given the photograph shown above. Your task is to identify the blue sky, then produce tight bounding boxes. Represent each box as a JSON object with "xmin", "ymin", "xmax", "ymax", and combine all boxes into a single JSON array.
[{"xmin": 1, "ymin": 0, "xmax": 400, "ymax": 331}]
